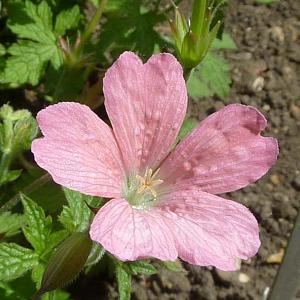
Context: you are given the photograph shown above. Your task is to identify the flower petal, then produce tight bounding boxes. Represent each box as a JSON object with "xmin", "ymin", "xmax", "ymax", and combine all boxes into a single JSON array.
[
  {"xmin": 104, "ymin": 51, "xmax": 187, "ymax": 174},
  {"xmin": 159, "ymin": 104, "xmax": 279, "ymax": 194},
  {"xmin": 90, "ymin": 198, "xmax": 177, "ymax": 261},
  {"xmin": 155, "ymin": 188, "xmax": 260, "ymax": 271},
  {"xmin": 31, "ymin": 102, "xmax": 124, "ymax": 198}
]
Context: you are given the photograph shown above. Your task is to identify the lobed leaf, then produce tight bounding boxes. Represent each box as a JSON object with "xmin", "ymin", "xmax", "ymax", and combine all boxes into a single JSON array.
[
  {"xmin": 188, "ymin": 51, "xmax": 231, "ymax": 100},
  {"xmin": 54, "ymin": 5, "xmax": 81, "ymax": 36}
]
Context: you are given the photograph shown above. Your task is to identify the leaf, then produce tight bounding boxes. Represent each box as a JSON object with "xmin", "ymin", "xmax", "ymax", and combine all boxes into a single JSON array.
[
  {"xmin": 188, "ymin": 51, "xmax": 231, "ymax": 100},
  {"xmin": 41, "ymin": 290, "xmax": 70, "ymax": 300},
  {"xmin": 160, "ymin": 260, "xmax": 187, "ymax": 274},
  {"xmin": 59, "ymin": 188, "xmax": 102, "ymax": 233},
  {"xmin": 1, "ymin": 0, "xmax": 63, "ymax": 86},
  {"xmin": 176, "ymin": 118, "xmax": 198, "ymax": 143},
  {"xmin": 1, "ymin": 170, "xmax": 22, "ymax": 185},
  {"xmin": 0, "ymin": 44, "xmax": 5, "ymax": 56},
  {"xmin": 96, "ymin": 0, "xmax": 167, "ymax": 61},
  {"xmin": 116, "ymin": 264, "xmax": 132, "ymax": 300},
  {"xmin": 256, "ymin": 0, "xmax": 277, "ymax": 3},
  {"xmin": 32, "ymin": 263, "xmax": 45, "ymax": 288},
  {"xmin": 0, "ymin": 243, "xmax": 39, "ymax": 281},
  {"xmin": 0, "ymin": 212, "xmax": 25, "ymax": 237},
  {"xmin": 0, "ymin": 41, "xmax": 60, "ymax": 86},
  {"xmin": 0, "ymin": 275, "xmax": 36, "ymax": 300},
  {"xmin": 212, "ymin": 32, "xmax": 237, "ymax": 50},
  {"xmin": 21, "ymin": 194, "xmax": 52, "ymax": 255},
  {"xmin": 54, "ymin": 5, "xmax": 81, "ymax": 36},
  {"xmin": 85, "ymin": 243, "xmax": 105, "ymax": 267},
  {"xmin": 128, "ymin": 261, "xmax": 156, "ymax": 275}
]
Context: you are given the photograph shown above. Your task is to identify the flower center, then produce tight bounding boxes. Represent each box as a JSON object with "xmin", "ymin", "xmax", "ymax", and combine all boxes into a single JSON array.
[{"xmin": 123, "ymin": 168, "xmax": 164, "ymax": 209}]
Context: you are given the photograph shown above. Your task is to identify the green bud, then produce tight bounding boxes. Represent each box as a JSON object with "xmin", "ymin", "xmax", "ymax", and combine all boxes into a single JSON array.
[
  {"xmin": 170, "ymin": 8, "xmax": 189, "ymax": 52},
  {"xmin": 13, "ymin": 116, "xmax": 38, "ymax": 151},
  {"xmin": 33, "ymin": 232, "xmax": 93, "ymax": 299},
  {"xmin": 170, "ymin": 0, "xmax": 225, "ymax": 73}
]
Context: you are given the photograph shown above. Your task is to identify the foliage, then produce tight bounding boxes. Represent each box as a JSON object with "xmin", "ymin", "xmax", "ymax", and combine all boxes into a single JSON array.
[
  {"xmin": 256, "ymin": 0, "xmax": 277, "ymax": 3},
  {"xmin": 1, "ymin": 1, "xmax": 81, "ymax": 86},
  {"xmin": 59, "ymin": 188, "xmax": 102, "ymax": 233},
  {"xmin": 187, "ymin": 33, "xmax": 236, "ymax": 101},
  {"xmin": 0, "ymin": 212, "xmax": 25, "ymax": 238},
  {"xmin": 0, "ymin": 104, "xmax": 37, "ymax": 186}
]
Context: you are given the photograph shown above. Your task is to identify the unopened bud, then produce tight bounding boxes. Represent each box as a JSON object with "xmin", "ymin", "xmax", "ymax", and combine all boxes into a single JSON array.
[
  {"xmin": 170, "ymin": 0, "xmax": 225, "ymax": 73},
  {"xmin": 33, "ymin": 232, "xmax": 93, "ymax": 299}
]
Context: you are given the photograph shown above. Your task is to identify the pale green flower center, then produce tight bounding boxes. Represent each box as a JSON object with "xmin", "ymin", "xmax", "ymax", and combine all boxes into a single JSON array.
[{"xmin": 123, "ymin": 168, "xmax": 164, "ymax": 209}]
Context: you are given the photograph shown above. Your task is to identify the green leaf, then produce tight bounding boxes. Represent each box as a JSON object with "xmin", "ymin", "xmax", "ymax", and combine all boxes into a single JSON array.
[
  {"xmin": 188, "ymin": 51, "xmax": 231, "ymax": 100},
  {"xmin": 0, "ymin": 41, "xmax": 60, "ymax": 86},
  {"xmin": 54, "ymin": 5, "xmax": 81, "ymax": 36},
  {"xmin": 176, "ymin": 118, "xmax": 198, "ymax": 143},
  {"xmin": 41, "ymin": 290, "xmax": 70, "ymax": 300},
  {"xmin": 1, "ymin": 0, "xmax": 63, "ymax": 86},
  {"xmin": 128, "ymin": 261, "xmax": 156, "ymax": 275},
  {"xmin": 13, "ymin": 116, "xmax": 38, "ymax": 151},
  {"xmin": 0, "ymin": 212, "xmax": 25, "ymax": 237},
  {"xmin": 96, "ymin": 1, "xmax": 167, "ymax": 61},
  {"xmin": 21, "ymin": 195, "xmax": 52, "ymax": 255},
  {"xmin": 85, "ymin": 243, "xmax": 105, "ymax": 267},
  {"xmin": 0, "ymin": 243, "xmax": 39, "ymax": 281},
  {"xmin": 59, "ymin": 188, "xmax": 102, "ymax": 233},
  {"xmin": 212, "ymin": 32, "xmax": 237, "ymax": 50},
  {"xmin": 1, "ymin": 169, "xmax": 22, "ymax": 184},
  {"xmin": 160, "ymin": 260, "xmax": 187, "ymax": 273},
  {"xmin": 32, "ymin": 263, "xmax": 45, "ymax": 288},
  {"xmin": 0, "ymin": 275, "xmax": 36, "ymax": 300},
  {"xmin": 0, "ymin": 44, "xmax": 5, "ymax": 56},
  {"xmin": 256, "ymin": 0, "xmax": 277, "ymax": 3},
  {"xmin": 116, "ymin": 264, "xmax": 132, "ymax": 300}
]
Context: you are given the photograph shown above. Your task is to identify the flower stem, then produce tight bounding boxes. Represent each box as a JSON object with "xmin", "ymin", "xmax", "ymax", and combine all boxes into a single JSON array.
[
  {"xmin": 0, "ymin": 173, "xmax": 51, "ymax": 212},
  {"xmin": 75, "ymin": 0, "xmax": 107, "ymax": 56}
]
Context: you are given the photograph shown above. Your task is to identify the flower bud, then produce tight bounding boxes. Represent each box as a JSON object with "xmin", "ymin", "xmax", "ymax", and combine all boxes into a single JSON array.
[
  {"xmin": 33, "ymin": 232, "xmax": 93, "ymax": 299},
  {"xmin": 170, "ymin": 0, "xmax": 224, "ymax": 73}
]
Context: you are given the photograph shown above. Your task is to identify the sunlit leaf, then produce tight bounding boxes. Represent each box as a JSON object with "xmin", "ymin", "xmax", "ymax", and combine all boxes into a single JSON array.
[
  {"xmin": 116, "ymin": 263, "xmax": 132, "ymax": 300},
  {"xmin": 21, "ymin": 195, "xmax": 53, "ymax": 254},
  {"xmin": 0, "ymin": 243, "xmax": 39, "ymax": 281}
]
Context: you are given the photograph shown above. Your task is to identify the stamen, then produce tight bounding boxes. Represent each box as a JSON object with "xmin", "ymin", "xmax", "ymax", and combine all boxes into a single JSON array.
[{"xmin": 135, "ymin": 168, "xmax": 163, "ymax": 199}]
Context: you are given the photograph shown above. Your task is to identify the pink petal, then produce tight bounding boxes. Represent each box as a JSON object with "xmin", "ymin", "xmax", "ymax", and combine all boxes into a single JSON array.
[
  {"xmin": 31, "ymin": 102, "xmax": 124, "ymax": 198},
  {"xmin": 90, "ymin": 198, "xmax": 177, "ymax": 261},
  {"xmin": 159, "ymin": 104, "xmax": 279, "ymax": 194},
  {"xmin": 155, "ymin": 188, "xmax": 260, "ymax": 271},
  {"xmin": 103, "ymin": 51, "xmax": 187, "ymax": 174}
]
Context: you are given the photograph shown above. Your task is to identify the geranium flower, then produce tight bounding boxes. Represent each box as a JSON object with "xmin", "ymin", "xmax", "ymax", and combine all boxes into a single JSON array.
[{"xmin": 32, "ymin": 52, "xmax": 278, "ymax": 271}]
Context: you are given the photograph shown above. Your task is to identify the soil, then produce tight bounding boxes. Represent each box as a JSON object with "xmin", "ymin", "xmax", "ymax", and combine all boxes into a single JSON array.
[{"xmin": 85, "ymin": 0, "xmax": 300, "ymax": 299}]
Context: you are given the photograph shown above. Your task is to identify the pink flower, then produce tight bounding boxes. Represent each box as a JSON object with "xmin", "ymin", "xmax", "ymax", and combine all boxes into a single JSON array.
[{"xmin": 32, "ymin": 52, "xmax": 278, "ymax": 271}]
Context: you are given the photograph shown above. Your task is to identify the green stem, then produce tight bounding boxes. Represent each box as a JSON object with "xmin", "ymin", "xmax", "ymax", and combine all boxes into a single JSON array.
[
  {"xmin": 75, "ymin": 0, "xmax": 107, "ymax": 56},
  {"xmin": 183, "ymin": 67, "xmax": 193, "ymax": 82},
  {"xmin": 0, "ymin": 152, "xmax": 12, "ymax": 185},
  {"xmin": 0, "ymin": 173, "xmax": 51, "ymax": 212}
]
